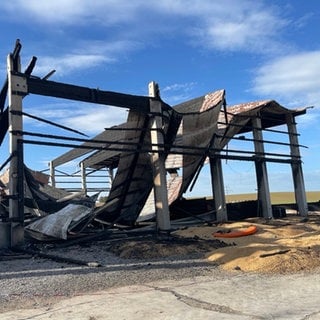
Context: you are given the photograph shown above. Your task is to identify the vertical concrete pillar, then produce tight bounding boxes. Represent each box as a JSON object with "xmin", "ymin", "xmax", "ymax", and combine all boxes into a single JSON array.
[
  {"xmin": 252, "ymin": 117, "xmax": 273, "ymax": 219},
  {"xmin": 286, "ymin": 114, "xmax": 308, "ymax": 216},
  {"xmin": 149, "ymin": 81, "xmax": 171, "ymax": 231},
  {"xmin": 49, "ymin": 161, "xmax": 56, "ymax": 188},
  {"xmin": 7, "ymin": 53, "xmax": 26, "ymax": 247},
  {"xmin": 210, "ymin": 154, "xmax": 227, "ymax": 222}
]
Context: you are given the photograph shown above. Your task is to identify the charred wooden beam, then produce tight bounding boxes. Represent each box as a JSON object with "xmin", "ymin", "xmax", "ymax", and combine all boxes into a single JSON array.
[{"xmin": 19, "ymin": 73, "xmax": 169, "ymax": 113}]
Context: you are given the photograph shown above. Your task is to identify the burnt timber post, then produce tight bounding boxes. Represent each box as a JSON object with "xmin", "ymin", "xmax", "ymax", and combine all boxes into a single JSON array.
[
  {"xmin": 286, "ymin": 114, "xmax": 308, "ymax": 216},
  {"xmin": 149, "ymin": 81, "xmax": 171, "ymax": 231},
  {"xmin": 252, "ymin": 117, "xmax": 273, "ymax": 219},
  {"xmin": 7, "ymin": 53, "xmax": 25, "ymax": 247},
  {"xmin": 210, "ymin": 153, "xmax": 228, "ymax": 222}
]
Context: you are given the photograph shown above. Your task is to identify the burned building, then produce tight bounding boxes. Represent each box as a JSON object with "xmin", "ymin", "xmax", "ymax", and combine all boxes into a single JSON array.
[{"xmin": 0, "ymin": 40, "xmax": 309, "ymax": 248}]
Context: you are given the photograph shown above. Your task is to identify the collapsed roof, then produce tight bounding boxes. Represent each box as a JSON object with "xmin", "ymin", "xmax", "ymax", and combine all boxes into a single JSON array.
[
  {"xmin": 49, "ymin": 94, "xmax": 307, "ymax": 226},
  {"xmin": 0, "ymin": 40, "xmax": 309, "ymax": 245}
]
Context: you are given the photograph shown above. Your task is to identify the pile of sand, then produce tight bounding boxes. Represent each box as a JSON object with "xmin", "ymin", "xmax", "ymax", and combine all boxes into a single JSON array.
[
  {"xmin": 173, "ymin": 212, "xmax": 320, "ymax": 273},
  {"xmin": 106, "ymin": 211, "xmax": 320, "ymax": 274}
]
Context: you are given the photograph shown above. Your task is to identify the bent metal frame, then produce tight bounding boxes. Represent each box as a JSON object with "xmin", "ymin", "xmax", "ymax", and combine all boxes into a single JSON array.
[{"xmin": 1, "ymin": 41, "xmax": 309, "ymax": 248}]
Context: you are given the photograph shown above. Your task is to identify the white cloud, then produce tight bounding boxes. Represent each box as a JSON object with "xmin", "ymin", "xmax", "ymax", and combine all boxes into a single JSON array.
[
  {"xmin": 3, "ymin": 0, "xmax": 288, "ymax": 54},
  {"xmin": 29, "ymin": 40, "xmax": 139, "ymax": 77},
  {"xmin": 2, "ymin": 0, "xmax": 143, "ymax": 25},
  {"xmin": 161, "ymin": 82, "xmax": 197, "ymax": 104},
  {"xmin": 26, "ymin": 102, "xmax": 128, "ymax": 135},
  {"xmin": 252, "ymin": 51, "xmax": 320, "ymax": 107},
  {"xmin": 34, "ymin": 54, "xmax": 112, "ymax": 77},
  {"xmin": 145, "ymin": 0, "xmax": 288, "ymax": 53},
  {"xmin": 162, "ymin": 82, "xmax": 197, "ymax": 92},
  {"xmin": 2, "ymin": 0, "xmax": 150, "ymax": 25},
  {"xmin": 192, "ymin": 2, "xmax": 287, "ymax": 53},
  {"xmin": 63, "ymin": 106, "xmax": 128, "ymax": 135}
]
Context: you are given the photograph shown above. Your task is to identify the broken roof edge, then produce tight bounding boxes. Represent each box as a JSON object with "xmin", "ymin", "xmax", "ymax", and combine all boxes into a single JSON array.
[
  {"xmin": 216, "ymin": 100, "xmax": 310, "ymax": 144},
  {"xmin": 173, "ymin": 89, "xmax": 225, "ymax": 114},
  {"xmin": 49, "ymin": 89, "xmax": 226, "ymax": 169},
  {"xmin": 226, "ymin": 99, "xmax": 308, "ymax": 117}
]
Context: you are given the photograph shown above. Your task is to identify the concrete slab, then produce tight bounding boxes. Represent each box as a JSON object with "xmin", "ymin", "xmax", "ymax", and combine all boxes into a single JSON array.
[{"xmin": 2, "ymin": 272, "xmax": 320, "ymax": 319}]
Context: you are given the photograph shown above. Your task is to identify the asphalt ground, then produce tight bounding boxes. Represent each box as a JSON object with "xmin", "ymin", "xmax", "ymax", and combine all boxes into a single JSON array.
[{"xmin": 1, "ymin": 253, "xmax": 320, "ymax": 319}]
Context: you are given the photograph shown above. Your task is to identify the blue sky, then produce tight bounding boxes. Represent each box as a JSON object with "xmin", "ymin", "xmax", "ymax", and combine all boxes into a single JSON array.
[{"xmin": 0, "ymin": 0, "xmax": 319, "ymax": 196}]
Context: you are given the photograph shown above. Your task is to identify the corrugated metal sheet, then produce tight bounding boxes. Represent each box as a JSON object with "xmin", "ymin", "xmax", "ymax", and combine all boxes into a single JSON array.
[
  {"xmin": 25, "ymin": 204, "xmax": 93, "ymax": 240},
  {"xmin": 175, "ymin": 90, "xmax": 225, "ymax": 194},
  {"xmin": 94, "ymin": 105, "xmax": 181, "ymax": 225}
]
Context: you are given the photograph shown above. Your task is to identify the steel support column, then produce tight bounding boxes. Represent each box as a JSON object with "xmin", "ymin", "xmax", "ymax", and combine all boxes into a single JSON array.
[
  {"xmin": 286, "ymin": 114, "xmax": 308, "ymax": 216},
  {"xmin": 252, "ymin": 117, "xmax": 273, "ymax": 219},
  {"xmin": 210, "ymin": 154, "xmax": 227, "ymax": 222}
]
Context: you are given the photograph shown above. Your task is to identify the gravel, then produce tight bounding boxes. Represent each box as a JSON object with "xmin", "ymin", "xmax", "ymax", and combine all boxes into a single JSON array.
[{"xmin": 0, "ymin": 237, "xmax": 222, "ymax": 313}]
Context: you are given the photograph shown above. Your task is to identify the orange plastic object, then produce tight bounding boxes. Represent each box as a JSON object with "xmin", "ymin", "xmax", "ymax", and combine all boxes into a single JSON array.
[{"xmin": 213, "ymin": 225, "xmax": 258, "ymax": 238}]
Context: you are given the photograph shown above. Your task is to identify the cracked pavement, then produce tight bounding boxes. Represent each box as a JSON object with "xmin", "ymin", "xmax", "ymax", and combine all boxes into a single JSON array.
[{"xmin": 2, "ymin": 271, "xmax": 320, "ymax": 319}]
